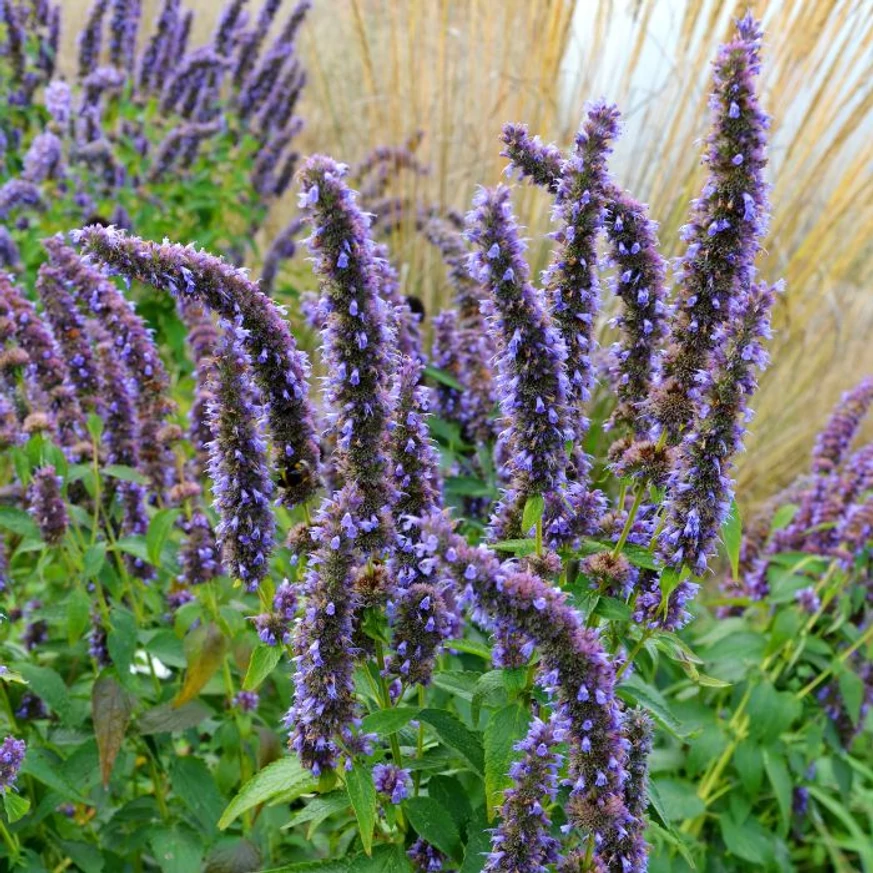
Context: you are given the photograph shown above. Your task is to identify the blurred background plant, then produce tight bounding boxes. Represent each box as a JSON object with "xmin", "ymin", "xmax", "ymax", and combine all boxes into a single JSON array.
[{"xmin": 55, "ymin": 0, "xmax": 873, "ymax": 510}]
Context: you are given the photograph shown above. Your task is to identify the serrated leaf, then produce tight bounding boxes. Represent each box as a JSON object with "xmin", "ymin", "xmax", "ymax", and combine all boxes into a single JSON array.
[
  {"xmin": 3, "ymin": 792, "xmax": 30, "ymax": 823},
  {"xmin": 491, "ymin": 539, "xmax": 537, "ymax": 556},
  {"xmin": 147, "ymin": 508, "xmax": 181, "ymax": 566},
  {"xmin": 283, "ymin": 791, "xmax": 350, "ymax": 834},
  {"xmin": 403, "ymin": 796, "xmax": 462, "ymax": 860},
  {"xmin": 67, "ymin": 588, "xmax": 91, "ymax": 646},
  {"xmin": 521, "ymin": 494, "xmax": 545, "ymax": 534},
  {"xmin": 218, "ymin": 757, "xmax": 316, "ymax": 830},
  {"xmin": 838, "ymin": 667, "xmax": 864, "ymax": 725},
  {"xmin": 484, "ymin": 704, "xmax": 529, "ymax": 819},
  {"xmin": 171, "ymin": 756, "xmax": 225, "ymax": 834},
  {"xmin": 719, "ymin": 814, "xmax": 774, "ymax": 864},
  {"xmin": 82, "ymin": 542, "xmax": 107, "ymax": 579},
  {"xmin": 150, "ymin": 826, "xmax": 204, "ymax": 873},
  {"xmin": 20, "ymin": 747, "xmax": 88, "ymax": 802},
  {"xmin": 617, "ymin": 675, "xmax": 686, "ymax": 738},
  {"xmin": 138, "ymin": 700, "xmax": 212, "ymax": 734},
  {"xmin": 432, "ymin": 671, "xmax": 480, "ymax": 701},
  {"xmin": 203, "ymin": 839, "xmax": 262, "ymax": 873},
  {"xmin": 175, "ymin": 622, "xmax": 228, "ymax": 706},
  {"xmin": 345, "ymin": 762, "xmax": 376, "ymax": 856},
  {"xmin": 620, "ymin": 543, "xmax": 660, "ymax": 571},
  {"xmin": 762, "ymin": 748, "xmax": 792, "ymax": 837},
  {"xmin": 103, "ymin": 464, "xmax": 149, "ymax": 484},
  {"xmin": 0, "ymin": 506, "xmax": 41, "ymax": 539},
  {"xmin": 459, "ymin": 809, "xmax": 490, "ymax": 873},
  {"xmin": 360, "ymin": 707, "xmax": 419, "ymax": 736},
  {"xmin": 16, "ymin": 663, "xmax": 72, "ymax": 724},
  {"xmin": 107, "ymin": 607, "xmax": 137, "ymax": 679},
  {"xmin": 722, "ymin": 500, "xmax": 743, "ymax": 580},
  {"xmin": 92, "ymin": 674, "xmax": 132, "ymax": 788},
  {"xmin": 418, "ymin": 709, "xmax": 484, "ymax": 775},
  {"xmin": 243, "ymin": 645, "xmax": 283, "ymax": 691}
]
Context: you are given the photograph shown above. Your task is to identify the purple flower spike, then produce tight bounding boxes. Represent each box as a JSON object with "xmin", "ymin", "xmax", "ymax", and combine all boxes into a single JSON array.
[
  {"xmin": 656, "ymin": 281, "xmax": 779, "ymax": 624},
  {"xmin": 811, "ymin": 377, "xmax": 873, "ymax": 475},
  {"xmin": 29, "ymin": 466, "xmax": 67, "ymax": 546},
  {"xmin": 408, "ymin": 839, "xmax": 447, "ymax": 873},
  {"xmin": 233, "ymin": 690, "xmax": 259, "ymax": 713},
  {"xmin": 0, "ymin": 736, "xmax": 26, "ymax": 794},
  {"xmin": 298, "ymin": 155, "xmax": 397, "ymax": 549},
  {"xmin": 484, "ymin": 714, "xmax": 566, "ymax": 873},
  {"xmin": 604, "ymin": 186, "xmax": 669, "ymax": 435},
  {"xmin": 261, "ymin": 217, "xmax": 305, "ymax": 293},
  {"xmin": 500, "ymin": 123, "xmax": 563, "ymax": 193},
  {"xmin": 73, "ymin": 225, "xmax": 321, "ymax": 508},
  {"xmin": 286, "ymin": 485, "xmax": 366, "ymax": 775},
  {"xmin": 544, "ymin": 101, "xmax": 620, "ymax": 477},
  {"xmin": 77, "ymin": 0, "xmax": 109, "ymax": 80},
  {"xmin": 653, "ymin": 14, "xmax": 770, "ymax": 441},
  {"xmin": 387, "ymin": 581, "xmax": 451, "ymax": 687},
  {"xmin": 466, "ymin": 185, "xmax": 573, "ymax": 531},
  {"xmin": 207, "ymin": 327, "xmax": 275, "ymax": 592},
  {"xmin": 138, "ymin": 0, "xmax": 181, "ymax": 93},
  {"xmin": 373, "ymin": 763, "xmax": 412, "ymax": 805},
  {"xmin": 178, "ymin": 510, "xmax": 221, "ymax": 587}
]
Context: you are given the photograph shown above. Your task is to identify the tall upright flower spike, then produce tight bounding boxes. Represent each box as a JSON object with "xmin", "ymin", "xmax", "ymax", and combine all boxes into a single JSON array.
[
  {"xmin": 543, "ymin": 102, "xmax": 620, "ymax": 476},
  {"xmin": 44, "ymin": 80, "xmax": 72, "ymax": 126},
  {"xmin": 73, "ymin": 225, "xmax": 321, "ymax": 508},
  {"xmin": 466, "ymin": 185, "xmax": 573, "ymax": 532},
  {"xmin": 35, "ymin": 264, "xmax": 100, "ymax": 414},
  {"xmin": 500, "ymin": 123, "xmax": 563, "ymax": 193},
  {"xmin": 652, "ymin": 14, "xmax": 769, "ymax": 441},
  {"xmin": 286, "ymin": 484, "xmax": 368, "ymax": 775},
  {"xmin": 484, "ymin": 713, "xmax": 566, "ymax": 873},
  {"xmin": 138, "ymin": 0, "xmax": 180, "ymax": 93},
  {"xmin": 0, "ymin": 179, "xmax": 43, "ymax": 221},
  {"xmin": 22, "ymin": 131, "xmax": 64, "ymax": 184},
  {"xmin": 77, "ymin": 0, "xmax": 109, "ymax": 80},
  {"xmin": 603, "ymin": 186, "xmax": 669, "ymax": 434},
  {"xmin": 148, "ymin": 120, "xmax": 222, "ymax": 181},
  {"xmin": 44, "ymin": 237, "xmax": 175, "ymax": 491},
  {"xmin": 178, "ymin": 509, "xmax": 221, "ymax": 587},
  {"xmin": 656, "ymin": 281, "xmax": 779, "ymax": 625},
  {"xmin": 207, "ymin": 327, "xmax": 275, "ymax": 592},
  {"xmin": 0, "ymin": 736, "xmax": 26, "ymax": 794},
  {"xmin": 387, "ymin": 582, "xmax": 453, "ymax": 687},
  {"xmin": 811, "ymin": 377, "xmax": 873, "ymax": 475},
  {"xmin": 29, "ymin": 466, "xmax": 68, "ymax": 546},
  {"xmin": 374, "ymin": 245, "xmax": 424, "ymax": 366},
  {"xmin": 233, "ymin": 0, "xmax": 282, "ymax": 86},
  {"xmin": 0, "ymin": 273, "xmax": 85, "ymax": 448},
  {"xmin": 0, "ymin": 229, "xmax": 21, "ymax": 271},
  {"xmin": 298, "ymin": 155, "xmax": 396, "ymax": 548},
  {"xmin": 109, "ymin": 0, "xmax": 137, "ymax": 71}
]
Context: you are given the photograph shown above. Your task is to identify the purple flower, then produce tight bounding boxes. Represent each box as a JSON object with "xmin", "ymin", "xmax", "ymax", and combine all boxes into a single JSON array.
[
  {"xmin": 500, "ymin": 123, "xmax": 563, "ymax": 193},
  {"xmin": 88, "ymin": 612, "xmax": 111, "ymax": 667},
  {"xmin": 604, "ymin": 186, "xmax": 669, "ymax": 434},
  {"xmin": 29, "ymin": 465, "xmax": 67, "ymax": 546},
  {"xmin": 408, "ymin": 839, "xmax": 447, "ymax": 873},
  {"xmin": 543, "ymin": 102, "xmax": 620, "ymax": 477},
  {"xmin": 286, "ymin": 485, "xmax": 366, "ymax": 775},
  {"xmin": 207, "ymin": 327, "xmax": 275, "ymax": 592},
  {"xmin": 387, "ymin": 582, "xmax": 452, "ymax": 687},
  {"xmin": 138, "ymin": 0, "xmax": 181, "ymax": 93},
  {"xmin": 811, "ymin": 377, "xmax": 873, "ymax": 475},
  {"xmin": 22, "ymin": 131, "xmax": 64, "ymax": 183},
  {"xmin": 465, "ymin": 185, "xmax": 572, "ymax": 533},
  {"xmin": 178, "ymin": 510, "xmax": 221, "ymax": 587},
  {"xmin": 298, "ymin": 155, "xmax": 397, "ymax": 549},
  {"xmin": 108, "ymin": 0, "xmax": 139, "ymax": 72},
  {"xmin": 656, "ymin": 281, "xmax": 779, "ymax": 624},
  {"xmin": 160, "ymin": 49, "xmax": 230, "ymax": 115},
  {"xmin": 148, "ymin": 120, "xmax": 223, "ymax": 181},
  {"xmin": 74, "ymin": 225, "xmax": 321, "ymax": 508},
  {"xmin": 0, "ymin": 179, "xmax": 43, "ymax": 221},
  {"xmin": 372, "ymin": 763, "xmax": 412, "ymax": 804},
  {"xmin": 652, "ymin": 14, "xmax": 770, "ymax": 441},
  {"xmin": 795, "ymin": 586, "xmax": 821, "ymax": 614},
  {"xmin": 484, "ymin": 714, "xmax": 565, "ymax": 873},
  {"xmin": 44, "ymin": 80, "xmax": 72, "ymax": 126},
  {"xmin": 233, "ymin": 690, "xmax": 259, "ymax": 713},
  {"xmin": 0, "ymin": 228, "xmax": 21, "ymax": 270},
  {"xmin": 77, "ymin": 0, "xmax": 109, "ymax": 80},
  {"xmin": 0, "ymin": 736, "xmax": 26, "ymax": 794}
]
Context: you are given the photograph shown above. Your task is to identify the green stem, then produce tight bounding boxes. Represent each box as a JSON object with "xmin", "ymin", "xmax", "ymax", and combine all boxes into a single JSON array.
[
  {"xmin": 612, "ymin": 488, "xmax": 645, "ymax": 558},
  {"xmin": 0, "ymin": 817, "xmax": 20, "ymax": 862}
]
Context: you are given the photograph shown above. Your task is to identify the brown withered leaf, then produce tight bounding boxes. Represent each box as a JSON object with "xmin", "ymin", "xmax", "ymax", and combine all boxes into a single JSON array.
[
  {"xmin": 174, "ymin": 622, "xmax": 228, "ymax": 707},
  {"xmin": 92, "ymin": 674, "xmax": 132, "ymax": 788}
]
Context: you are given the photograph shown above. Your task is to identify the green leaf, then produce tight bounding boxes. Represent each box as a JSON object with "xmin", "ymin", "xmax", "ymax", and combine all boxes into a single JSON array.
[
  {"xmin": 459, "ymin": 809, "xmax": 491, "ymax": 873},
  {"xmin": 418, "ymin": 709, "xmax": 484, "ymax": 775},
  {"xmin": 203, "ymin": 839, "xmax": 262, "ymax": 873},
  {"xmin": 92, "ymin": 674, "xmax": 132, "ymax": 788},
  {"xmin": 218, "ymin": 757, "xmax": 317, "ymax": 830},
  {"xmin": 719, "ymin": 814, "xmax": 774, "ymax": 864},
  {"xmin": 147, "ymin": 508, "xmax": 181, "ymax": 566},
  {"xmin": 746, "ymin": 682, "xmax": 802, "ymax": 742},
  {"xmin": 424, "ymin": 365, "xmax": 464, "ymax": 392},
  {"xmin": 283, "ymin": 791, "xmax": 350, "ymax": 835},
  {"xmin": 138, "ymin": 701, "xmax": 213, "ymax": 734},
  {"xmin": 243, "ymin": 645, "xmax": 283, "ymax": 691},
  {"xmin": 432, "ymin": 671, "xmax": 480, "ymax": 701},
  {"xmin": 653, "ymin": 779, "xmax": 705, "ymax": 821},
  {"xmin": 20, "ymin": 747, "xmax": 88, "ymax": 803},
  {"xmin": 521, "ymin": 494, "xmax": 545, "ymax": 534},
  {"xmin": 171, "ymin": 756, "xmax": 225, "ymax": 834},
  {"xmin": 82, "ymin": 542, "xmax": 107, "ymax": 579},
  {"xmin": 345, "ymin": 762, "xmax": 377, "ymax": 856},
  {"xmin": 646, "ymin": 778, "xmax": 671, "ymax": 827},
  {"xmin": 360, "ymin": 707, "xmax": 420, "ymax": 736},
  {"xmin": 734, "ymin": 741, "xmax": 763, "ymax": 796},
  {"xmin": 3, "ymin": 792, "xmax": 30, "ymax": 823},
  {"xmin": 837, "ymin": 667, "xmax": 864, "ymax": 725},
  {"xmin": 107, "ymin": 607, "xmax": 138, "ymax": 678},
  {"xmin": 722, "ymin": 499, "xmax": 743, "ymax": 580},
  {"xmin": 484, "ymin": 704, "xmax": 529, "ymax": 819},
  {"xmin": 491, "ymin": 539, "xmax": 537, "ymax": 556},
  {"xmin": 770, "ymin": 504, "xmax": 798, "ymax": 533},
  {"xmin": 617, "ymin": 674, "xmax": 686, "ymax": 738},
  {"xmin": 175, "ymin": 622, "xmax": 229, "ymax": 706},
  {"xmin": 150, "ymin": 826, "xmax": 204, "ymax": 873},
  {"xmin": 762, "ymin": 748, "xmax": 792, "ymax": 837},
  {"xmin": 403, "ymin": 796, "xmax": 462, "ymax": 861},
  {"xmin": 16, "ymin": 663, "xmax": 72, "ymax": 724},
  {"xmin": 620, "ymin": 543, "xmax": 660, "ymax": 571},
  {"xmin": 426, "ymin": 776, "xmax": 472, "ymax": 832},
  {"xmin": 0, "ymin": 506, "xmax": 40, "ymax": 539},
  {"xmin": 103, "ymin": 464, "xmax": 150, "ymax": 484},
  {"xmin": 67, "ymin": 588, "xmax": 92, "ymax": 646},
  {"xmin": 594, "ymin": 596, "xmax": 632, "ymax": 622}
]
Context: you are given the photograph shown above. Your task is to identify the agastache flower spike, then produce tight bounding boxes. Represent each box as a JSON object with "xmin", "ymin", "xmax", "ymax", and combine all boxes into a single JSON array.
[
  {"xmin": 652, "ymin": 14, "xmax": 770, "ymax": 441},
  {"xmin": 0, "ymin": 229, "xmax": 21, "ymax": 271},
  {"xmin": 44, "ymin": 80, "xmax": 72, "ymax": 126},
  {"xmin": 138, "ymin": 0, "xmax": 180, "ymax": 93},
  {"xmin": 77, "ymin": 0, "xmax": 109, "ymax": 80},
  {"xmin": 0, "ymin": 736, "xmax": 26, "ymax": 794},
  {"xmin": 73, "ymin": 225, "xmax": 321, "ymax": 507},
  {"xmin": 207, "ymin": 327, "xmax": 275, "ymax": 592},
  {"xmin": 0, "ymin": 179, "xmax": 43, "ymax": 221},
  {"xmin": 811, "ymin": 377, "xmax": 873, "ymax": 475},
  {"xmin": 373, "ymin": 763, "xmax": 412, "ymax": 805},
  {"xmin": 22, "ymin": 132, "xmax": 64, "ymax": 184},
  {"xmin": 465, "ymin": 185, "xmax": 573, "ymax": 532},
  {"xmin": 603, "ymin": 186, "xmax": 669, "ymax": 434},
  {"xmin": 286, "ymin": 484, "xmax": 367, "ymax": 775},
  {"xmin": 298, "ymin": 155, "xmax": 396, "ymax": 548},
  {"xmin": 500, "ymin": 123, "xmax": 563, "ymax": 193},
  {"xmin": 148, "ymin": 120, "xmax": 222, "ymax": 181},
  {"xmin": 178, "ymin": 509, "xmax": 221, "ymax": 587},
  {"xmin": 44, "ymin": 238, "xmax": 175, "ymax": 491},
  {"xmin": 484, "ymin": 713, "xmax": 566, "ymax": 873},
  {"xmin": 29, "ymin": 466, "xmax": 67, "ymax": 546},
  {"xmin": 543, "ymin": 102, "xmax": 620, "ymax": 477},
  {"xmin": 657, "ymin": 281, "xmax": 779, "ymax": 625}
]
